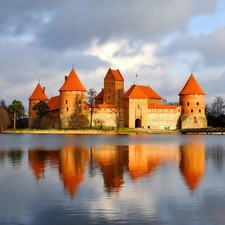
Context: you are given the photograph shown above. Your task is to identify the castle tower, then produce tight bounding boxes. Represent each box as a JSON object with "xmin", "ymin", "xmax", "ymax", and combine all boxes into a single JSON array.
[
  {"xmin": 28, "ymin": 83, "xmax": 49, "ymax": 128},
  {"xmin": 59, "ymin": 68, "xmax": 86, "ymax": 128},
  {"xmin": 103, "ymin": 68, "xmax": 124, "ymax": 105},
  {"xmin": 179, "ymin": 74, "xmax": 207, "ymax": 129}
]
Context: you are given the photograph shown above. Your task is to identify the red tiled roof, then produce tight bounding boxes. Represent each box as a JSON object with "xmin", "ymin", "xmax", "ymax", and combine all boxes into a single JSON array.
[
  {"xmin": 138, "ymin": 85, "xmax": 162, "ymax": 99},
  {"xmin": 179, "ymin": 74, "xmax": 205, "ymax": 95},
  {"xmin": 111, "ymin": 69, "xmax": 124, "ymax": 81},
  {"xmin": 124, "ymin": 84, "xmax": 161, "ymax": 99},
  {"xmin": 148, "ymin": 105, "xmax": 179, "ymax": 109},
  {"xmin": 124, "ymin": 85, "xmax": 149, "ymax": 99},
  {"xmin": 86, "ymin": 103, "xmax": 115, "ymax": 109},
  {"xmin": 48, "ymin": 96, "xmax": 60, "ymax": 111},
  {"xmin": 29, "ymin": 83, "xmax": 49, "ymax": 100},
  {"xmin": 59, "ymin": 69, "xmax": 86, "ymax": 92},
  {"xmin": 104, "ymin": 68, "xmax": 124, "ymax": 81},
  {"xmin": 95, "ymin": 89, "xmax": 104, "ymax": 99},
  {"xmin": 97, "ymin": 104, "xmax": 115, "ymax": 108}
]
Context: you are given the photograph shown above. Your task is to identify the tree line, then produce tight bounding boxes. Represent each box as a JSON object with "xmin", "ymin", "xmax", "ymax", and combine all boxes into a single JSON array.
[
  {"xmin": 0, "ymin": 88, "xmax": 125, "ymax": 132},
  {"xmin": 1, "ymin": 93, "xmax": 225, "ymax": 132},
  {"xmin": 206, "ymin": 96, "xmax": 225, "ymax": 127},
  {"xmin": 0, "ymin": 99, "xmax": 27, "ymax": 132}
]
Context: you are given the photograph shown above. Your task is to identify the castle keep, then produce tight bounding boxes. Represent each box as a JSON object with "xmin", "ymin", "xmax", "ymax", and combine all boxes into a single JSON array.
[{"xmin": 28, "ymin": 68, "xmax": 207, "ymax": 130}]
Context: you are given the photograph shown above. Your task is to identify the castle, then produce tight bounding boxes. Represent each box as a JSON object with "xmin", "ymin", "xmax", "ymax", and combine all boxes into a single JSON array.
[{"xmin": 28, "ymin": 68, "xmax": 207, "ymax": 130}]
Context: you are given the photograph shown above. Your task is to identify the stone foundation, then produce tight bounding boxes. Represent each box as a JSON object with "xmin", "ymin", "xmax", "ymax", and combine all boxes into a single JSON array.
[{"xmin": 181, "ymin": 115, "xmax": 207, "ymax": 129}]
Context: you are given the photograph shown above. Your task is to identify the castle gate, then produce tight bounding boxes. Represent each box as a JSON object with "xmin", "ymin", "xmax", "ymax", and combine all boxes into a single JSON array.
[{"xmin": 135, "ymin": 118, "xmax": 141, "ymax": 128}]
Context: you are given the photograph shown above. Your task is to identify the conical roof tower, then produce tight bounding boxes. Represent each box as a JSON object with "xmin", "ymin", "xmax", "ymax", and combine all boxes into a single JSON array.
[{"xmin": 179, "ymin": 74, "xmax": 207, "ymax": 129}]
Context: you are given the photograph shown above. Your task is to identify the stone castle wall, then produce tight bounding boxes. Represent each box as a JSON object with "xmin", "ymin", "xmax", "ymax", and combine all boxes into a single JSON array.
[
  {"xmin": 91, "ymin": 110, "xmax": 116, "ymax": 127},
  {"xmin": 147, "ymin": 109, "xmax": 181, "ymax": 130}
]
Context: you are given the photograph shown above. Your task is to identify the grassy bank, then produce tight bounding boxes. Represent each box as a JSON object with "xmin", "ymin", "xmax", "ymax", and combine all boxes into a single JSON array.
[{"xmin": 4, "ymin": 127, "xmax": 180, "ymax": 135}]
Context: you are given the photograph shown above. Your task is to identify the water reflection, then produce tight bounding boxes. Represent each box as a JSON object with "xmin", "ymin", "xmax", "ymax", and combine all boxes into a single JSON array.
[
  {"xmin": 179, "ymin": 139, "xmax": 205, "ymax": 193},
  {"xmin": 22, "ymin": 140, "xmax": 207, "ymax": 197},
  {"xmin": 1, "ymin": 134, "xmax": 225, "ymax": 225}
]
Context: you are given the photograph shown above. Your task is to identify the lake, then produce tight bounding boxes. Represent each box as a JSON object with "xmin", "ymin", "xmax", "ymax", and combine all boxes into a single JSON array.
[{"xmin": 1, "ymin": 133, "xmax": 225, "ymax": 225}]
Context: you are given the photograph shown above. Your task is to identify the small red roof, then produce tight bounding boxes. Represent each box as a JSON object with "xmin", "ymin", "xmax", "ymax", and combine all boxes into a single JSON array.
[
  {"xmin": 148, "ymin": 105, "xmax": 179, "ymax": 109},
  {"xmin": 179, "ymin": 74, "xmax": 205, "ymax": 95},
  {"xmin": 95, "ymin": 89, "xmax": 104, "ymax": 99},
  {"xmin": 59, "ymin": 69, "xmax": 86, "ymax": 92},
  {"xmin": 138, "ymin": 85, "xmax": 162, "ymax": 99},
  {"xmin": 29, "ymin": 83, "xmax": 49, "ymax": 100},
  {"xmin": 48, "ymin": 96, "xmax": 60, "ymax": 111}
]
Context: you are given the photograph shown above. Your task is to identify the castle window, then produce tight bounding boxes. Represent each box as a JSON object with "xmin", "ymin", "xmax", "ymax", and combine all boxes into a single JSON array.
[
  {"xmin": 108, "ymin": 96, "xmax": 110, "ymax": 99},
  {"xmin": 191, "ymin": 109, "xmax": 193, "ymax": 113},
  {"xmin": 187, "ymin": 102, "xmax": 189, "ymax": 106},
  {"xmin": 66, "ymin": 108, "xmax": 69, "ymax": 111},
  {"xmin": 197, "ymin": 102, "xmax": 199, "ymax": 105},
  {"xmin": 109, "ymin": 89, "xmax": 110, "ymax": 92},
  {"xmin": 65, "ymin": 100, "xmax": 68, "ymax": 104},
  {"xmin": 199, "ymin": 109, "xmax": 201, "ymax": 113}
]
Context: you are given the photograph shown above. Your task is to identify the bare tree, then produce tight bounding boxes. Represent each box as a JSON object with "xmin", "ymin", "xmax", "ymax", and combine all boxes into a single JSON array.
[
  {"xmin": 211, "ymin": 96, "xmax": 224, "ymax": 117},
  {"xmin": 112, "ymin": 89, "xmax": 124, "ymax": 132},
  {"xmin": 162, "ymin": 98, "xmax": 167, "ymax": 105},
  {"xmin": 0, "ymin": 99, "xmax": 7, "ymax": 109},
  {"xmin": 70, "ymin": 94, "xmax": 89, "ymax": 129},
  {"xmin": 0, "ymin": 106, "xmax": 10, "ymax": 132},
  {"xmin": 87, "ymin": 88, "xmax": 97, "ymax": 128}
]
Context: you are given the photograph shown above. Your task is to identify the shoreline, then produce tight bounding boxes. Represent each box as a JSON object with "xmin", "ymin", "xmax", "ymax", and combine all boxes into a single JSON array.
[{"xmin": 2, "ymin": 128, "xmax": 181, "ymax": 135}]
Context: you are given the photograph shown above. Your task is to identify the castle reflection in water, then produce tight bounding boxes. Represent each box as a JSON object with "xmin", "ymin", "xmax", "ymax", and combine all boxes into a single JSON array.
[{"xmin": 0, "ymin": 140, "xmax": 207, "ymax": 198}]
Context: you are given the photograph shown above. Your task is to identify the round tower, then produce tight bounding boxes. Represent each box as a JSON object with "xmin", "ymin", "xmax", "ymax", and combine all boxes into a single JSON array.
[
  {"xmin": 28, "ymin": 83, "xmax": 49, "ymax": 128},
  {"xmin": 59, "ymin": 69, "xmax": 86, "ymax": 128},
  {"xmin": 179, "ymin": 74, "xmax": 207, "ymax": 129}
]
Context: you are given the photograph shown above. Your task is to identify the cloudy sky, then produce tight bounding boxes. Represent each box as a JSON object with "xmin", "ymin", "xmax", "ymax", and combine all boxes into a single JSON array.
[{"xmin": 1, "ymin": 0, "xmax": 225, "ymax": 111}]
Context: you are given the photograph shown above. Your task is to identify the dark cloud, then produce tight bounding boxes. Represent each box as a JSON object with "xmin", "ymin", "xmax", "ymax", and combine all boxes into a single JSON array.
[
  {"xmin": 155, "ymin": 28, "xmax": 225, "ymax": 67},
  {"xmin": 0, "ymin": 0, "xmax": 214, "ymax": 50},
  {"xmin": 0, "ymin": 0, "xmax": 224, "ymax": 110}
]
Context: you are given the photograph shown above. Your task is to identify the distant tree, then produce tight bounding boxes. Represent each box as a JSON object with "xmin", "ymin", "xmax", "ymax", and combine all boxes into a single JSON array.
[
  {"xmin": 206, "ymin": 96, "xmax": 225, "ymax": 127},
  {"xmin": 205, "ymin": 104, "xmax": 211, "ymax": 117},
  {"xmin": 211, "ymin": 96, "xmax": 224, "ymax": 118},
  {"xmin": 168, "ymin": 102, "xmax": 179, "ymax": 106},
  {"xmin": 162, "ymin": 98, "xmax": 167, "ymax": 105},
  {"xmin": 0, "ymin": 106, "xmax": 10, "ymax": 132},
  {"xmin": 32, "ymin": 100, "xmax": 50, "ymax": 128},
  {"xmin": 87, "ymin": 88, "xmax": 97, "ymax": 128},
  {"xmin": 111, "ymin": 89, "xmax": 124, "ymax": 132},
  {"xmin": 8, "ymin": 100, "xmax": 25, "ymax": 130},
  {"xmin": 0, "ymin": 99, "xmax": 7, "ymax": 109},
  {"xmin": 70, "ymin": 94, "xmax": 89, "ymax": 129}
]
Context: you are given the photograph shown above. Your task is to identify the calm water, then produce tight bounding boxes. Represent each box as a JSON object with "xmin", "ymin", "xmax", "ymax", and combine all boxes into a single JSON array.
[{"xmin": 1, "ymin": 133, "xmax": 225, "ymax": 225}]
